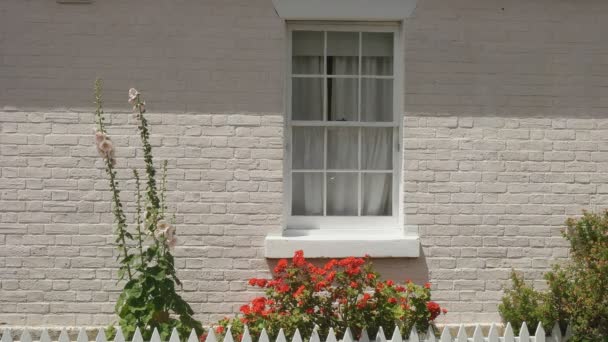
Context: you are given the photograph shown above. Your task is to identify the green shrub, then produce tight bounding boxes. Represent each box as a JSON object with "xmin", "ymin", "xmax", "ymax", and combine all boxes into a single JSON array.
[{"xmin": 500, "ymin": 210, "xmax": 608, "ymax": 341}]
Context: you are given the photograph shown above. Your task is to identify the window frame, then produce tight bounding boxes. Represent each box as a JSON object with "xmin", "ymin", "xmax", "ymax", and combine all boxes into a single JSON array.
[{"xmin": 284, "ymin": 21, "xmax": 404, "ymax": 233}]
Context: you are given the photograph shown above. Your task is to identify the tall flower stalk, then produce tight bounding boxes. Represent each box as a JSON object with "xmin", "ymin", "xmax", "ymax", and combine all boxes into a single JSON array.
[{"xmin": 94, "ymin": 80, "xmax": 203, "ymax": 341}]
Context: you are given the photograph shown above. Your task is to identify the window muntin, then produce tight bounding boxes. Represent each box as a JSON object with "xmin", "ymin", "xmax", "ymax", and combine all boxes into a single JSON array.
[{"xmin": 288, "ymin": 25, "xmax": 400, "ymax": 229}]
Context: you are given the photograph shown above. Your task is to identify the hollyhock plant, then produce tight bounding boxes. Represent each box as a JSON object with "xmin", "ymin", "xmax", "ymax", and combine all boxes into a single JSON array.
[
  {"xmin": 214, "ymin": 251, "xmax": 446, "ymax": 340},
  {"xmin": 93, "ymin": 80, "xmax": 203, "ymax": 340}
]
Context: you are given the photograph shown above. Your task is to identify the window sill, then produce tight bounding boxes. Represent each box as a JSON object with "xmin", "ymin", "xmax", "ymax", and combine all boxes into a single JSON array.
[{"xmin": 264, "ymin": 230, "xmax": 419, "ymax": 258}]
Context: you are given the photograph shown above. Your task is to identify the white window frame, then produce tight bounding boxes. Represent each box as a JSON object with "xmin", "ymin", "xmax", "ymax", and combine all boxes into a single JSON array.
[{"xmin": 284, "ymin": 22, "xmax": 404, "ymax": 234}]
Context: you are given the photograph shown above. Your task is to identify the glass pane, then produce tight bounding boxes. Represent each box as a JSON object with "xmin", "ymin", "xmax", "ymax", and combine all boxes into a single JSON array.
[
  {"xmin": 362, "ymin": 173, "xmax": 392, "ymax": 216},
  {"xmin": 361, "ymin": 78, "xmax": 393, "ymax": 122},
  {"xmin": 328, "ymin": 78, "xmax": 357, "ymax": 122},
  {"xmin": 292, "ymin": 31, "xmax": 324, "ymax": 74},
  {"xmin": 362, "ymin": 32, "xmax": 393, "ymax": 75},
  {"xmin": 327, "ymin": 173, "xmax": 358, "ymax": 216},
  {"xmin": 292, "ymin": 127, "xmax": 324, "ymax": 169},
  {"xmin": 292, "ymin": 173, "xmax": 323, "ymax": 215},
  {"xmin": 327, "ymin": 32, "xmax": 358, "ymax": 75},
  {"xmin": 327, "ymin": 127, "xmax": 358, "ymax": 169},
  {"xmin": 362, "ymin": 128, "xmax": 392, "ymax": 170},
  {"xmin": 292, "ymin": 78, "xmax": 323, "ymax": 120}
]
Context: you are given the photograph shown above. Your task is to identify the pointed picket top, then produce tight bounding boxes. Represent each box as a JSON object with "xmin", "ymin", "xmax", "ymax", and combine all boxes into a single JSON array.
[
  {"xmin": 113, "ymin": 327, "xmax": 125, "ymax": 342},
  {"xmin": 360, "ymin": 329, "xmax": 370, "ymax": 342},
  {"xmin": 276, "ymin": 329, "xmax": 287, "ymax": 342},
  {"xmin": 534, "ymin": 323, "xmax": 545, "ymax": 342},
  {"xmin": 206, "ymin": 329, "xmax": 218, "ymax": 342},
  {"xmin": 407, "ymin": 326, "xmax": 418, "ymax": 342},
  {"xmin": 471, "ymin": 325, "xmax": 483, "ymax": 342},
  {"xmin": 487, "ymin": 323, "xmax": 499, "ymax": 342},
  {"xmin": 375, "ymin": 327, "xmax": 386, "ymax": 342},
  {"xmin": 241, "ymin": 326, "xmax": 252, "ymax": 342},
  {"xmin": 503, "ymin": 323, "xmax": 514, "ymax": 342},
  {"xmin": 519, "ymin": 322, "xmax": 530, "ymax": 342},
  {"xmin": 259, "ymin": 329, "xmax": 270, "ymax": 342},
  {"xmin": 132, "ymin": 328, "xmax": 143, "ymax": 342},
  {"xmin": 151, "ymin": 328, "xmax": 162, "ymax": 342},
  {"xmin": 77, "ymin": 328, "xmax": 89, "ymax": 342},
  {"xmin": 389, "ymin": 326, "xmax": 402, "ymax": 342},
  {"xmin": 309, "ymin": 328, "xmax": 320, "ymax": 342},
  {"xmin": 564, "ymin": 325, "xmax": 572, "ymax": 341},
  {"xmin": 19, "ymin": 329, "xmax": 32, "ymax": 342},
  {"xmin": 439, "ymin": 326, "xmax": 451, "ymax": 342},
  {"xmin": 58, "ymin": 329, "xmax": 70, "ymax": 342},
  {"xmin": 95, "ymin": 329, "xmax": 107, "ymax": 342},
  {"xmin": 326, "ymin": 328, "xmax": 337, "ymax": 342},
  {"xmin": 455, "ymin": 325, "xmax": 467, "ymax": 342},
  {"xmin": 188, "ymin": 329, "xmax": 199, "ymax": 342},
  {"xmin": 169, "ymin": 328, "xmax": 181, "ymax": 342},
  {"xmin": 291, "ymin": 329, "xmax": 302, "ymax": 342},
  {"xmin": 551, "ymin": 323, "xmax": 562, "ymax": 342},
  {"xmin": 223, "ymin": 327, "xmax": 235, "ymax": 342},
  {"xmin": 425, "ymin": 326, "xmax": 435, "ymax": 342},
  {"xmin": 1, "ymin": 328, "xmax": 12, "ymax": 342},
  {"xmin": 343, "ymin": 328, "xmax": 354, "ymax": 342},
  {"xmin": 40, "ymin": 329, "xmax": 51, "ymax": 342}
]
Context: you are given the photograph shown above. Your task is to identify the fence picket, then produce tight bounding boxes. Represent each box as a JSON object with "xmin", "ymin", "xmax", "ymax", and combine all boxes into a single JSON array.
[
  {"xmin": 438, "ymin": 326, "xmax": 450, "ymax": 342},
  {"xmin": 308, "ymin": 329, "xmax": 319, "ymax": 342},
  {"xmin": 534, "ymin": 323, "xmax": 545, "ymax": 342},
  {"xmin": 275, "ymin": 329, "xmax": 286, "ymax": 342},
  {"xmin": 359, "ymin": 329, "xmax": 370, "ymax": 342},
  {"xmin": 425, "ymin": 326, "xmax": 435, "ymax": 342},
  {"xmin": 39, "ymin": 330, "xmax": 51, "ymax": 342},
  {"xmin": 95, "ymin": 328, "xmax": 107, "ymax": 342},
  {"xmin": 19, "ymin": 329, "xmax": 31, "ymax": 342},
  {"xmin": 325, "ymin": 328, "xmax": 337, "ymax": 342},
  {"xmin": 241, "ymin": 326, "xmax": 252, "ymax": 342},
  {"xmin": 291, "ymin": 329, "xmax": 302, "ymax": 342},
  {"xmin": 132, "ymin": 328, "xmax": 143, "ymax": 342},
  {"xmin": 77, "ymin": 328, "xmax": 88, "ymax": 342},
  {"xmin": 455, "ymin": 325, "xmax": 466, "ymax": 342},
  {"xmin": 375, "ymin": 327, "xmax": 386, "ymax": 342},
  {"xmin": 206, "ymin": 330, "xmax": 218, "ymax": 342},
  {"xmin": 1, "ymin": 329, "xmax": 12, "ymax": 342},
  {"xmin": 169, "ymin": 328, "xmax": 180, "ymax": 342},
  {"xmin": 343, "ymin": 328, "xmax": 353, "ymax": 342},
  {"xmin": 503, "ymin": 323, "xmax": 514, "ymax": 342},
  {"xmin": 519, "ymin": 322, "xmax": 530, "ymax": 342},
  {"xmin": 223, "ymin": 327, "xmax": 234, "ymax": 342},
  {"xmin": 407, "ymin": 326, "xmax": 418, "ymax": 342},
  {"xmin": 258, "ymin": 329, "xmax": 269, "ymax": 342},
  {"xmin": 487, "ymin": 323, "xmax": 498, "ymax": 342},
  {"xmin": 187, "ymin": 329, "xmax": 199, "ymax": 342},
  {"xmin": 58, "ymin": 329, "xmax": 69, "ymax": 342},
  {"xmin": 472, "ymin": 325, "xmax": 483, "ymax": 342},
  {"xmin": 551, "ymin": 324, "xmax": 562, "ymax": 342},
  {"xmin": 113, "ymin": 328, "xmax": 125, "ymax": 342},
  {"xmin": 389, "ymin": 327, "xmax": 402, "ymax": 342},
  {"xmin": 564, "ymin": 325, "xmax": 572, "ymax": 342},
  {"xmin": 150, "ymin": 329, "xmax": 161, "ymax": 342}
]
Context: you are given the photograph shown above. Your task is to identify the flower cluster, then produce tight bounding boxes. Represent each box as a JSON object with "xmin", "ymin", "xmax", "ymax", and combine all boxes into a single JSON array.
[
  {"xmin": 95, "ymin": 130, "xmax": 116, "ymax": 166},
  {"xmin": 214, "ymin": 251, "xmax": 446, "ymax": 340},
  {"xmin": 154, "ymin": 219, "xmax": 177, "ymax": 249}
]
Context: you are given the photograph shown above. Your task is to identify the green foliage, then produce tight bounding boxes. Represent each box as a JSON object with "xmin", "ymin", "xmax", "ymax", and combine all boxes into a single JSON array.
[
  {"xmin": 499, "ymin": 210, "xmax": 608, "ymax": 341},
  {"xmin": 94, "ymin": 80, "xmax": 203, "ymax": 340},
  {"xmin": 212, "ymin": 251, "xmax": 446, "ymax": 341}
]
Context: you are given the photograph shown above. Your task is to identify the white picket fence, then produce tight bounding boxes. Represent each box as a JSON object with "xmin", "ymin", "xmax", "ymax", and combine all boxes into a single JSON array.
[{"xmin": 0, "ymin": 322, "xmax": 571, "ymax": 342}]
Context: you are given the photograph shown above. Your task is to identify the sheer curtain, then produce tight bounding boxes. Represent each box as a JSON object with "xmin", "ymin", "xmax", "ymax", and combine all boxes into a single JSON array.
[{"xmin": 292, "ymin": 55, "xmax": 392, "ymax": 216}]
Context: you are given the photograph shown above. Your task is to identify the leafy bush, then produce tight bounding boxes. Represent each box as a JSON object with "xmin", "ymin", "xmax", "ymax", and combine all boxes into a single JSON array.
[
  {"xmin": 499, "ymin": 210, "xmax": 608, "ymax": 341},
  {"xmin": 93, "ymin": 80, "xmax": 204, "ymax": 340},
  {"xmin": 212, "ymin": 251, "xmax": 446, "ymax": 340}
]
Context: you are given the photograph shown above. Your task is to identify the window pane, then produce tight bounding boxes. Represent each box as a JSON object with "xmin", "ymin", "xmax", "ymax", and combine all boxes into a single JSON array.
[
  {"xmin": 328, "ymin": 78, "xmax": 357, "ymax": 122},
  {"xmin": 292, "ymin": 127, "xmax": 324, "ymax": 169},
  {"xmin": 327, "ymin": 127, "xmax": 358, "ymax": 169},
  {"xmin": 327, "ymin": 32, "xmax": 358, "ymax": 75},
  {"xmin": 327, "ymin": 173, "xmax": 358, "ymax": 216},
  {"xmin": 362, "ymin": 128, "xmax": 392, "ymax": 170},
  {"xmin": 362, "ymin": 173, "xmax": 392, "ymax": 216},
  {"xmin": 362, "ymin": 32, "xmax": 393, "ymax": 76},
  {"xmin": 292, "ymin": 31, "xmax": 324, "ymax": 74},
  {"xmin": 361, "ymin": 79, "xmax": 393, "ymax": 122},
  {"xmin": 292, "ymin": 173, "xmax": 323, "ymax": 215},
  {"xmin": 292, "ymin": 78, "xmax": 323, "ymax": 120}
]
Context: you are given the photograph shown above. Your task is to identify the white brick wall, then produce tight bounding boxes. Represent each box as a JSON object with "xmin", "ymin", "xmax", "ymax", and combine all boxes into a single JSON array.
[{"xmin": 3, "ymin": 0, "xmax": 608, "ymax": 327}]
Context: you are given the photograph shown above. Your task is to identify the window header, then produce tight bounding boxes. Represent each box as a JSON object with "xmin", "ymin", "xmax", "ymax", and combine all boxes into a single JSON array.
[{"xmin": 272, "ymin": 0, "xmax": 418, "ymax": 21}]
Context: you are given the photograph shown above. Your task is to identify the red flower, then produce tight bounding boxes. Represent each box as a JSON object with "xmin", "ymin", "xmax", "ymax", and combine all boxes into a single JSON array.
[
  {"xmin": 199, "ymin": 334, "xmax": 208, "ymax": 342},
  {"xmin": 315, "ymin": 280, "xmax": 328, "ymax": 291},
  {"xmin": 395, "ymin": 286, "xmax": 405, "ymax": 292},
  {"xmin": 366, "ymin": 273, "xmax": 376, "ymax": 280},
  {"xmin": 388, "ymin": 297, "xmax": 397, "ymax": 304},
  {"xmin": 294, "ymin": 285, "xmax": 306, "ymax": 298},
  {"xmin": 248, "ymin": 278, "xmax": 257, "ymax": 286},
  {"xmin": 240, "ymin": 304, "xmax": 251, "ymax": 315},
  {"xmin": 256, "ymin": 279, "xmax": 267, "ymax": 287},
  {"xmin": 350, "ymin": 281, "xmax": 358, "ymax": 289},
  {"xmin": 215, "ymin": 326, "xmax": 225, "ymax": 334},
  {"xmin": 442, "ymin": 308, "xmax": 448, "ymax": 314},
  {"xmin": 325, "ymin": 271, "xmax": 336, "ymax": 282},
  {"xmin": 324, "ymin": 259, "xmax": 338, "ymax": 270},
  {"xmin": 274, "ymin": 259, "xmax": 288, "ymax": 273},
  {"xmin": 386, "ymin": 280, "xmax": 394, "ymax": 286},
  {"xmin": 427, "ymin": 301, "xmax": 441, "ymax": 320},
  {"xmin": 293, "ymin": 250, "xmax": 306, "ymax": 267},
  {"xmin": 424, "ymin": 282, "xmax": 431, "ymax": 289},
  {"xmin": 306, "ymin": 308, "xmax": 314, "ymax": 314}
]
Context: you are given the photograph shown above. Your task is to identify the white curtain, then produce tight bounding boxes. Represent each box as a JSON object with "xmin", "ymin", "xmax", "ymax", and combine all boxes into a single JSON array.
[{"xmin": 292, "ymin": 55, "xmax": 392, "ymax": 216}]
